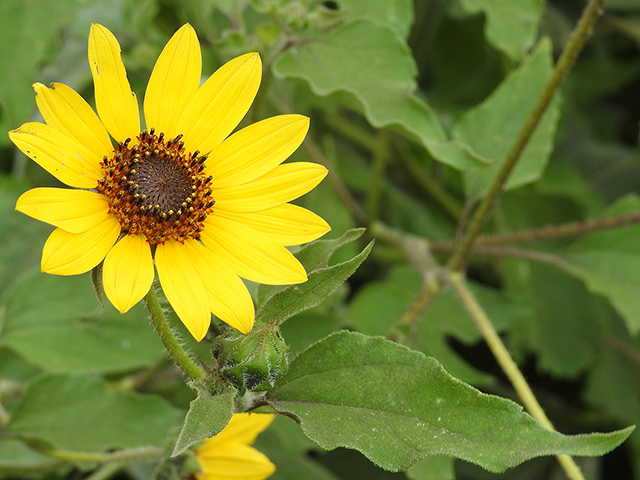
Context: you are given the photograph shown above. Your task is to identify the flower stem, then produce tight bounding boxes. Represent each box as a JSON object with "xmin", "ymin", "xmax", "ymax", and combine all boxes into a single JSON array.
[
  {"xmin": 144, "ymin": 287, "xmax": 205, "ymax": 382},
  {"xmin": 446, "ymin": 271, "xmax": 585, "ymax": 480},
  {"xmin": 448, "ymin": 0, "xmax": 606, "ymax": 272},
  {"xmin": 27, "ymin": 444, "xmax": 164, "ymax": 464}
]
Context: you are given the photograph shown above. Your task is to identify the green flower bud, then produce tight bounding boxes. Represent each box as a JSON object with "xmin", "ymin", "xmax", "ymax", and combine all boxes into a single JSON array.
[{"xmin": 216, "ymin": 324, "xmax": 289, "ymax": 391}]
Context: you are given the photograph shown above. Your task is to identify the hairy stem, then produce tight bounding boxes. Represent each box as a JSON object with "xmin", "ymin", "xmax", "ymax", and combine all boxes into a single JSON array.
[
  {"xmin": 144, "ymin": 287, "xmax": 205, "ymax": 382},
  {"xmin": 447, "ymin": 272, "xmax": 585, "ymax": 480},
  {"xmin": 448, "ymin": 0, "xmax": 606, "ymax": 272}
]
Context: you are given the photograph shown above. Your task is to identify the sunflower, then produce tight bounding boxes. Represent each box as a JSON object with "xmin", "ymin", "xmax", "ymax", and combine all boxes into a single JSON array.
[
  {"xmin": 194, "ymin": 413, "xmax": 275, "ymax": 480},
  {"xmin": 10, "ymin": 24, "xmax": 329, "ymax": 341}
]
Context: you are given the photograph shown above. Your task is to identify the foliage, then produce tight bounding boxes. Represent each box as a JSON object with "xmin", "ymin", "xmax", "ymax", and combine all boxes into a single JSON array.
[{"xmin": 1, "ymin": 0, "xmax": 640, "ymax": 479}]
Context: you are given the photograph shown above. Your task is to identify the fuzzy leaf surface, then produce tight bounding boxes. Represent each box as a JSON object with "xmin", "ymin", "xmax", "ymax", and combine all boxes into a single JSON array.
[
  {"xmin": 172, "ymin": 384, "xmax": 235, "ymax": 457},
  {"xmin": 267, "ymin": 331, "xmax": 633, "ymax": 472}
]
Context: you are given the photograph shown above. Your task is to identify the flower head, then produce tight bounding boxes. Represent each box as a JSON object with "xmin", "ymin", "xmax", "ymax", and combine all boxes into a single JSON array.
[
  {"xmin": 10, "ymin": 24, "xmax": 329, "ymax": 341},
  {"xmin": 195, "ymin": 413, "xmax": 275, "ymax": 480}
]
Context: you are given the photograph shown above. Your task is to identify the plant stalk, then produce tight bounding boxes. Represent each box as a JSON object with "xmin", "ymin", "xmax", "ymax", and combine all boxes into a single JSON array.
[
  {"xmin": 448, "ymin": 0, "xmax": 607, "ymax": 272},
  {"xmin": 447, "ymin": 271, "xmax": 585, "ymax": 480},
  {"xmin": 144, "ymin": 287, "xmax": 205, "ymax": 382}
]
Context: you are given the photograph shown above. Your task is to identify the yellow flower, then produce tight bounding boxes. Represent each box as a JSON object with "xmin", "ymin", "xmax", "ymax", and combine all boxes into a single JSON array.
[
  {"xmin": 195, "ymin": 413, "xmax": 276, "ymax": 480},
  {"xmin": 10, "ymin": 24, "xmax": 330, "ymax": 341}
]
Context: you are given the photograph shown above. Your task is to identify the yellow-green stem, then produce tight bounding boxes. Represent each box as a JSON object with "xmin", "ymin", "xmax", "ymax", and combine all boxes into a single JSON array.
[
  {"xmin": 28, "ymin": 444, "xmax": 164, "ymax": 464},
  {"xmin": 367, "ymin": 130, "xmax": 391, "ymax": 222},
  {"xmin": 448, "ymin": 0, "xmax": 606, "ymax": 272},
  {"xmin": 144, "ymin": 287, "xmax": 205, "ymax": 382},
  {"xmin": 447, "ymin": 271, "xmax": 584, "ymax": 480}
]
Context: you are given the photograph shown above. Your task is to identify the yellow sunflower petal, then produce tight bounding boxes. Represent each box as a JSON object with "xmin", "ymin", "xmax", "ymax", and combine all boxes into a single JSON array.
[
  {"xmin": 195, "ymin": 442, "xmax": 275, "ymax": 480},
  {"xmin": 216, "ymin": 204, "xmax": 330, "ymax": 246},
  {"xmin": 9, "ymin": 123, "xmax": 102, "ymax": 189},
  {"xmin": 144, "ymin": 24, "xmax": 201, "ymax": 139},
  {"xmin": 214, "ymin": 163, "xmax": 328, "ymax": 213},
  {"xmin": 155, "ymin": 240, "xmax": 211, "ymax": 341},
  {"xmin": 88, "ymin": 23, "xmax": 140, "ymax": 143},
  {"xmin": 183, "ymin": 239, "xmax": 255, "ymax": 334},
  {"xmin": 201, "ymin": 215, "xmax": 307, "ymax": 285},
  {"xmin": 203, "ymin": 413, "xmax": 275, "ymax": 448},
  {"xmin": 34, "ymin": 82, "xmax": 113, "ymax": 160},
  {"xmin": 177, "ymin": 52, "xmax": 261, "ymax": 156},
  {"xmin": 41, "ymin": 216, "xmax": 120, "ymax": 275},
  {"xmin": 207, "ymin": 115, "xmax": 309, "ymax": 189},
  {"xmin": 103, "ymin": 234, "xmax": 154, "ymax": 313},
  {"xmin": 16, "ymin": 188, "xmax": 110, "ymax": 234}
]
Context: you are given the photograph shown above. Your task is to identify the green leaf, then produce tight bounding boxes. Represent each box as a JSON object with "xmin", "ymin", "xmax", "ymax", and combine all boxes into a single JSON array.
[
  {"xmin": 267, "ymin": 331, "xmax": 634, "ymax": 473},
  {"xmin": 273, "ymin": 20, "xmax": 490, "ymax": 171},
  {"xmin": 296, "ymin": 227, "xmax": 366, "ymax": 272},
  {"xmin": 336, "ymin": 0, "xmax": 414, "ymax": 38},
  {"xmin": 172, "ymin": 384, "xmax": 235, "ymax": 457},
  {"xmin": 459, "ymin": 0, "xmax": 544, "ymax": 60},
  {"xmin": 8, "ymin": 374, "xmax": 183, "ymax": 452},
  {"xmin": 557, "ymin": 194, "xmax": 640, "ymax": 334},
  {"xmin": 0, "ymin": 438, "xmax": 60, "ymax": 474},
  {"xmin": 257, "ymin": 228, "xmax": 365, "ymax": 306},
  {"xmin": 1, "ymin": 268, "xmax": 165, "ymax": 374},
  {"xmin": 510, "ymin": 263, "xmax": 607, "ymax": 377},
  {"xmin": 256, "ymin": 241, "xmax": 374, "ymax": 325},
  {"xmin": 455, "ymin": 39, "xmax": 561, "ymax": 197}
]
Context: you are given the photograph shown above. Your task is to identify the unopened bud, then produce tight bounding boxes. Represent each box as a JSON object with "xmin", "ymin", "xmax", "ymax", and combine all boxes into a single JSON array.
[{"xmin": 215, "ymin": 324, "xmax": 289, "ymax": 391}]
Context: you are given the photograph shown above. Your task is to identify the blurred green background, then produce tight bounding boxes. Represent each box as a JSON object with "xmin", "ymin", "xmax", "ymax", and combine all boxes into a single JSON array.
[{"xmin": 1, "ymin": 0, "xmax": 640, "ymax": 479}]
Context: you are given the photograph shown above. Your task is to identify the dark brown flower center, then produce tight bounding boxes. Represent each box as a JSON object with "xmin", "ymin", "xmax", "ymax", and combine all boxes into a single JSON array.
[{"xmin": 96, "ymin": 129, "xmax": 214, "ymax": 246}]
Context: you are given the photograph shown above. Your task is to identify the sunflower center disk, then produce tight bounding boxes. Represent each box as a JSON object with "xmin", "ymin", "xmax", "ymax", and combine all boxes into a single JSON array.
[{"xmin": 96, "ymin": 129, "xmax": 215, "ymax": 246}]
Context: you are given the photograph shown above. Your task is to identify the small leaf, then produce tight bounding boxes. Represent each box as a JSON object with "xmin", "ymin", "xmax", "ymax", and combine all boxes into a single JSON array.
[
  {"xmin": 456, "ymin": 39, "xmax": 561, "ymax": 197},
  {"xmin": 256, "ymin": 241, "xmax": 374, "ymax": 325},
  {"xmin": 267, "ymin": 331, "xmax": 634, "ymax": 473},
  {"xmin": 336, "ymin": 0, "xmax": 414, "ymax": 38},
  {"xmin": 273, "ymin": 20, "xmax": 490, "ymax": 171},
  {"xmin": 8, "ymin": 374, "xmax": 182, "ymax": 452},
  {"xmin": 296, "ymin": 227, "xmax": 366, "ymax": 272},
  {"xmin": 459, "ymin": 0, "xmax": 545, "ymax": 60},
  {"xmin": 557, "ymin": 194, "xmax": 640, "ymax": 334},
  {"xmin": 257, "ymin": 228, "xmax": 365, "ymax": 305},
  {"xmin": 171, "ymin": 384, "xmax": 235, "ymax": 457}
]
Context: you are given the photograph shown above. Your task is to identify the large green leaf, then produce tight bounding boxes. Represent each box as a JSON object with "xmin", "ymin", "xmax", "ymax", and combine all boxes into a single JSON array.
[
  {"xmin": 172, "ymin": 384, "xmax": 235, "ymax": 456},
  {"xmin": 1, "ymin": 268, "xmax": 165, "ymax": 374},
  {"xmin": 455, "ymin": 39, "xmax": 561, "ymax": 197},
  {"xmin": 557, "ymin": 194, "xmax": 640, "ymax": 334},
  {"xmin": 8, "ymin": 374, "xmax": 183, "ymax": 452},
  {"xmin": 459, "ymin": 0, "xmax": 544, "ymax": 60},
  {"xmin": 273, "ymin": 20, "xmax": 490, "ymax": 171},
  {"xmin": 267, "ymin": 331, "xmax": 633, "ymax": 473}
]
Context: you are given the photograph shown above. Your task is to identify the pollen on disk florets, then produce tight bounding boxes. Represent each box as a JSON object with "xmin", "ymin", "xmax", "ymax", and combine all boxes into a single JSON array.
[{"xmin": 96, "ymin": 129, "xmax": 215, "ymax": 246}]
